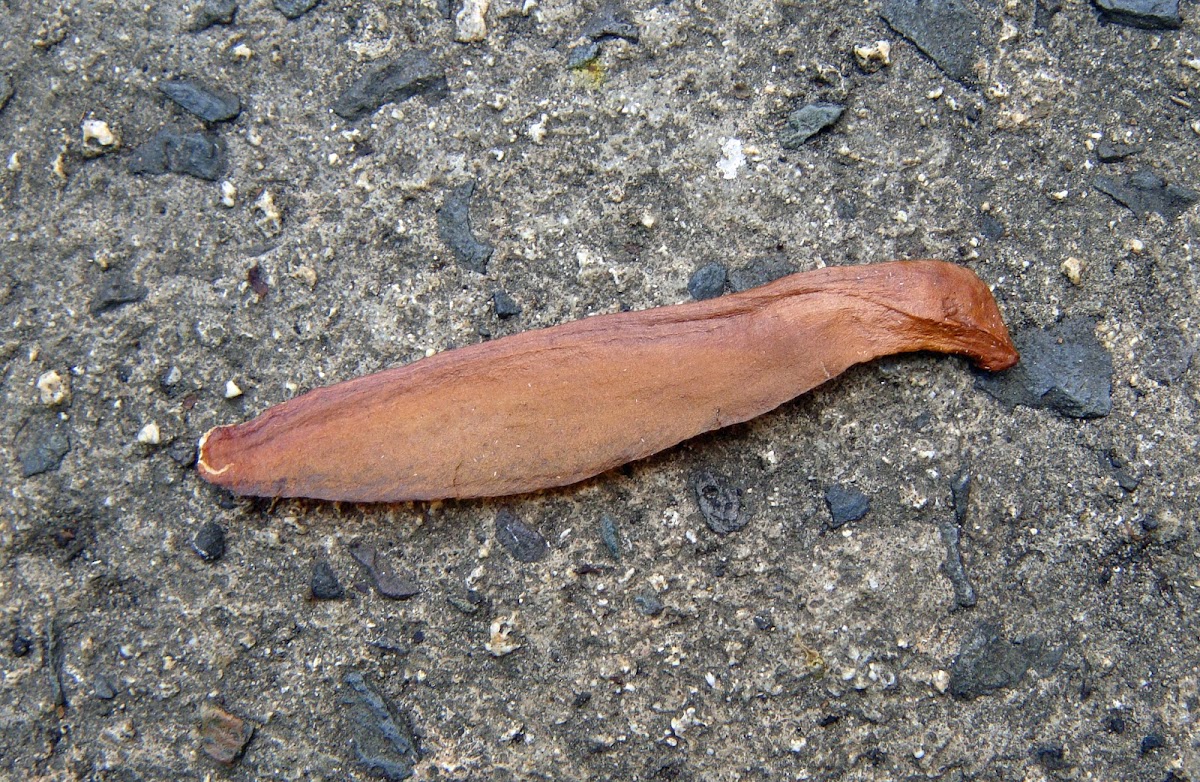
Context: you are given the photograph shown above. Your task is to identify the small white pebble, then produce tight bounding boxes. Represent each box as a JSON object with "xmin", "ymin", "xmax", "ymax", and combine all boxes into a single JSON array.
[
  {"xmin": 932, "ymin": 669, "xmax": 950, "ymax": 693},
  {"xmin": 220, "ymin": 180, "xmax": 237, "ymax": 208},
  {"xmin": 1126, "ymin": 238, "xmax": 1145, "ymax": 254},
  {"xmin": 528, "ymin": 114, "xmax": 548, "ymax": 144},
  {"xmin": 927, "ymin": 86, "xmax": 944, "ymax": 100},
  {"xmin": 225, "ymin": 380, "xmax": 243, "ymax": 399},
  {"xmin": 232, "ymin": 43, "xmax": 253, "ymax": 61},
  {"xmin": 136, "ymin": 422, "xmax": 161, "ymax": 445},
  {"xmin": 37, "ymin": 370, "xmax": 70, "ymax": 406},
  {"xmin": 1061, "ymin": 256, "xmax": 1084, "ymax": 285},
  {"xmin": 81, "ymin": 119, "xmax": 116, "ymax": 148}
]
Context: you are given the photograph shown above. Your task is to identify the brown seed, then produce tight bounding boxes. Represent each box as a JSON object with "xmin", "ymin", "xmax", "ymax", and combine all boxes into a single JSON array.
[{"xmin": 197, "ymin": 260, "xmax": 1018, "ymax": 503}]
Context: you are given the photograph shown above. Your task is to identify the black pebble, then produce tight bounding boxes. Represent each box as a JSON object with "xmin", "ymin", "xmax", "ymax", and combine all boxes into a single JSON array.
[
  {"xmin": 493, "ymin": 291, "xmax": 522, "ymax": 318},
  {"xmin": 495, "ymin": 508, "xmax": 550, "ymax": 563},
  {"xmin": 1140, "ymin": 733, "xmax": 1166, "ymax": 754},
  {"xmin": 438, "ymin": 181, "xmax": 493, "ymax": 274},
  {"xmin": 779, "ymin": 102, "xmax": 844, "ymax": 149},
  {"xmin": 572, "ymin": 691, "xmax": 592, "ymax": 708},
  {"xmin": 332, "ymin": 52, "xmax": 448, "ymax": 121},
  {"xmin": 192, "ymin": 521, "xmax": 226, "ymax": 562},
  {"xmin": 687, "ymin": 263, "xmax": 727, "ymax": 300},
  {"xmin": 15, "ymin": 413, "xmax": 71, "ymax": 477},
  {"xmin": 274, "ymin": 0, "xmax": 320, "ymax": 19},
  {"xmin": 0, "ymin": 73, "xmax": 12, "ymax": 114},
  {"xmin": 90, "ymin": 271, "xmax": 148, "ymax": 315},
  {"xmin": 190, "ymin": 0, "xmax": 237, "ymax": 30},
  {"xmin": 691, "ymin": 471, "xmax": 746, "ymax": 534},
  {"xmin": 824, "ymin": 484, "xmax": 870, "ymax": 528},
  {"xmin": 633, "ymin": 592, "xmax": 664, "ymax": 616},
  {"xmin": 311, "ymin": 561, "xmax": 345, "ymax": 600},
  {"xmin": 882, "ymin": 0, "xmax": 984, "ymax": 84},
  {"xmin": 975, "ymin": 317, "xmax": 1113, "ymax": 419},
  {"xmin": 11, "ymin": 631, "xmax": 32, "ymax": 658},
  {"xmin": 1094, "ymin": 0, "xmax": 1181, "ymax": 29},
  {"xmin": 128, "ymin": 129, "xmax": 227, "ymax": 181},
  {"xmin": 1093, "ymin": 170, "xmax": 1199, "ymax": 221},
  {"xmin": 1104, "ymin": 712, "xmax": 1126, "ymax": 734},
  {"xmin": 160, "ymin": 79, "xmax": 241, "ymax": 122},
  {"xmin": 753, "ymin": 614, "xmax": 774, "ymax": 631}
]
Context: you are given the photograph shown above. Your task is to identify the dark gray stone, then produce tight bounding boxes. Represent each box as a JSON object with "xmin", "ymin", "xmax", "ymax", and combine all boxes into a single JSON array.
[
  {"xmin": 90, "ymin": 271, "xmax": 148, "ymax": 315},
  {"xmin": 1093, "ymin": 0, "xmax": 1181, "ymax": 29},
  {"xmin": 1093, "ymin": 170, "xmax": 1199, "ymax": 220},
  {"xmin": 950, "ymin": 470, "xmax": 971, "ymax": 526},
  {"xmin": 16, "ymin": 413, "xmax": 70, "ymax": 477},
  {"xmin": 1140, "ymin": 322, "xmax": 1194, "ymax": 384},
  {"xmin": 94, "ymin": 674, "xmax": 118, "ymax": 700},
  {"xmin": 492, "ymin": 291, "xmax": 522, "ymax": 318},
  {"xmin": 341, "ymin": 672, "xmax": 418, "ymax": 781},
  {"xmin": 599, "ymin": 515, "xmax": 622, "ymax": 560},
  {"xmin": 160, "ymin": 79, "xmax": 241, "ymax": 122},
  {"xmin": 939, "ymin": 521, "xmax": 977, "ymax": 608},
  {"xmin": 728, "ymin": 257, "xmax": 796, "ymax": 292},
  {"xmin": 980, "ymin": 213, "xmax": 1004, "ymax": 241},
  {"xmin": 779, "ymin": 102, "xmax": 844, "ymax": 149},
  {"xmin": 582, "ymin": 1, "xmax": 640, "ymax": 42},
  {"xmin": 11, "ymin": 629, "xmax": 33, "ymax": 657},
  {"xmin": 1034, "ymin": 744, "xmax": 1070, "ymax": 771},
  {"xmin": 189, "ymin": 0, "xmax": 237, "ymax": 31},
  {"xmin": 348, "ymin": 544, "xmax": 419, "ymax": 599},
  {"xmin": 567, "ymin": 41, "xmax": 602, "ymax": 69},
  {"xmin": 976, "ymin": 317, "xmax": 1113, "ymax": 419},
  {"xmin": 1096, "ymin": 140, "xmax": 1141, "ymax": 162},
  {"xmin": 311, "ymin": 561, "xmax": 344, "ymax": 600},
  {"xmin": 824, "ymin": 484, "xmax": 870, "ymax": 528},
  {"xmin": 882, "ymin": 0, "xmax": 985, "ymax": 84},
  {"xmin": 495, "ymin": 508, "xmax": 550, "ymax": 563},
  {"xmin": 274, "ymin": 0, "xmax": 320, "ymax": 19},
  {"xmin": 948, "ymin": 622, "xmax": 1060, "ymax": 699},
  {"xmin": 692, "ymin": 471, "xmax": 747, "ymax": 534},
  {"xmin": 331, "ymin": 52, "xmax": 447, "ymax": 121},
  {"xmin": 0, "ymin": 73, "xmax": 12, "ymax": 114},
  {"xmin": 128, "ymin": 129, "xmax": 227, "ymax": 181},
  {"xmin": 192, "ymin": 521, "xmax": 226, "ymax": 562},
  {"xmin": 687, "ymin": 262, "xmax": 727, "ymax": 300},
  {"xmin": 438, "ymin": 181, "xmax": 493, "ymax": 274},
  {"xmin": 633, "ymin": 592, "xmax": 664, "ymax": 616}
]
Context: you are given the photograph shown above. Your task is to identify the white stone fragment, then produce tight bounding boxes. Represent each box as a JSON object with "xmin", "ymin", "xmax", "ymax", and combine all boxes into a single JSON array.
[
  {"xmin": 485, "ymin": 613, "xmax": 521, "ymax": 656},
  {"xmin": 716, "ymin": 138, "xmax": 745, "ymax": 180},
  {"xmin": 220, "ymin": 181, "xmax": 237, "ymax": 208},
  {"xmin": 136, "ymin": 422, "xmax": 161, "ymax": 445},
  {"xmin": 37, "ymin": 370, "xmax": 69, "ymax": 406},
  {"xmin": 224, "ymin": 380, "xmax": 243, "ymax": 399},
  {"xmin": 1061, "ymin": 256, "xmax": 1083, "ymax": 285},
  {"xmin": 455, "ymin": 0, "xmax": 490, "ymax": 42}
]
